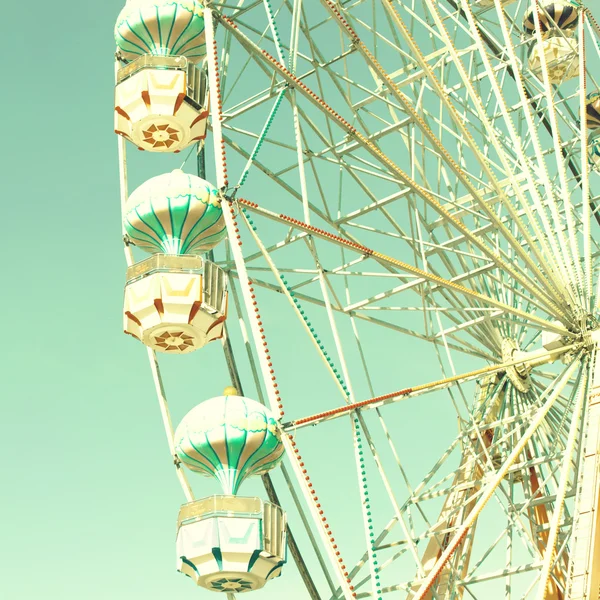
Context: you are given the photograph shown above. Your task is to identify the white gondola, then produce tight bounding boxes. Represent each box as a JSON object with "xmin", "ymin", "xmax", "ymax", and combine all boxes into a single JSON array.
[
  {"xmin": 527, "ymin": 35, "xmax": 578, "ymax": 83},
  {"xmin": 176, "ymin": 496, "xmax": 287, "ymax": 593},
  {"xmin": 124, "ymin": 255, "xmax": 227, "ymax": 353},
  {"xmin": 115, "ymin": 55, "xmax": 208, "ymax": 152}
]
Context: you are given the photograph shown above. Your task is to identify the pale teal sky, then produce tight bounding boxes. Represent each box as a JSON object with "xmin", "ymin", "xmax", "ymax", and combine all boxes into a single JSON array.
[{"xmin": 1, "ymin": 2, "xmax": 498, "ymax": 599}]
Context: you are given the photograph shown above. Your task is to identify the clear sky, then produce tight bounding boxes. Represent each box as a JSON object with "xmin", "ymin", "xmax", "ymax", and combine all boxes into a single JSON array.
[{"xmin": 0, "ymin": 2, "xmax": 488, "ymax": 599}]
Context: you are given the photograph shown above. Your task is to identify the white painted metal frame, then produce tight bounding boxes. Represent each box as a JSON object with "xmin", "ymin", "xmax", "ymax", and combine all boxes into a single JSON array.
[{"xmin": 116, "ymin": 0, "xmax": 600, "ymax": 598}]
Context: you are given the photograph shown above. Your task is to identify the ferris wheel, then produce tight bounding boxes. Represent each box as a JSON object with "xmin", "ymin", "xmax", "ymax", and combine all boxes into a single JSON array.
[{"xmin": 113, "ymin": 0, "xmax": 600, "ymax": 598}]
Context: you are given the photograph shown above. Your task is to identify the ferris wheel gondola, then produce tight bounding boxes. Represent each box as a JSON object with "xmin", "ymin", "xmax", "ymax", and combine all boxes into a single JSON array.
[
  {"xmin": 174, "ymin": 391, "xmax": 287, "ymax": 592},
  {"xmin": 114, "ymin": 0, "xmax": 209, "ymax": 152},
  {"xmin": 523, "ymin": 0, "xmax": 581, "ymax": 83}
]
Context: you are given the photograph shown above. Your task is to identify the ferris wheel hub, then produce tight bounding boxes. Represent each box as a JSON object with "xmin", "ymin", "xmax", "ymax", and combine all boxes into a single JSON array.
[
  {"xmin": 502, "ymin": 330, "xmax": 578, "ymax": 391},
  {"xmin": 502, "ymin": 338, "xmax": 533, "ymax": 392}
]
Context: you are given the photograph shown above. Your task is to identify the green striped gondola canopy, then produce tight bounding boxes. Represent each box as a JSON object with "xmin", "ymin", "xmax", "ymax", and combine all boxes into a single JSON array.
[
  {"xmin": 175, "ymin": 395, "xmax": 285, "ymax": 495},
  {"xmin": 115, "ymin": 0, "xmax": 206, "ymax": 63},
  {"xmin": 124, "ymin": 169, "xmax": 227, "ymax": 255},
  {"xmin": 589, "ymin": 133, "xmax": 600, "ymax": 171}
]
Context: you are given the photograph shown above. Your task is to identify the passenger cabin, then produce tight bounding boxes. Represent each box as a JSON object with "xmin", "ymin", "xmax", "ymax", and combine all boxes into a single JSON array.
[
  {"xmin": 124, "ymin": 254, "xmax": 227, "ymax": 353},
  {"xmin": 115, "ymin": 55, "xmax": 209, "ymax": 152},
  {"xmin": 176, "ymin": 496, "xmax": 287, "ymax": 592},
  {"xmin": 523, "ymin": 1, "xmax": 580, "ymax": 84}
]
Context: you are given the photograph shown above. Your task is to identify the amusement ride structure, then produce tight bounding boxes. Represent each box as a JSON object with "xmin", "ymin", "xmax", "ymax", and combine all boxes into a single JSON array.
[{"xmin": 113, "ymin": 0, "xmax": 600, "ymax": 598}]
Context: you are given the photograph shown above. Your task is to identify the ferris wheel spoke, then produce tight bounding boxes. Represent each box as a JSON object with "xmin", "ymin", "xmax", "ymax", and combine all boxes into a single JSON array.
[
  {"xmin": 231, "ymin": 240, "xmax": 515, "ymax": 359},
  {"xmin": 534, "ymin": 365, "xmax": 587, "ymax": 600},
  {"xmin": 579, "ymin": 14, "xmax": 593, "ymax": 309},
  {"xmin": 522, "ymin": 2, "xmax": 585, "ymax": 304},
  {"xmin": 314, "ymin": 245, "xmax": 433, "ymax": 583},
  {"xmin": 381, "ymin": 0, "xmax": 574, "ymax": 306},
  {"xmin": 214, "ymin": 11, "xmax": 570, "ymax": 319},
  {"xmin": 468, "ymin": 0, "xmax": 583, "ymax": 302},
  {"xmin": 343, "ymin": 252, "xmax": 439, "ymax": 543},
  {"xmin": 406, "ymin": 0, "xmax": 578, "ymax": 306},
  {"xmin": 232, "ymin": 208, "xmax": 491, "ymax": 391},
  {"xmin": 281, "ymin": 342, "xmax": 577, "ymax": 432},
  {"xmin": 406, "ymin": 364, "xmax": 578, "ymax": 597},
  {"xmin": 239, "ymin": 199, "xmax": 570, "ymax": 334},
  {"xmin": 229, "ymin": 269, "xmax": 494, "ymax": 360},
  {"xmin": 372, "ymin": 4, "xmax": 563, "ymax": 272},
  {"xmin": 388, "ymin": 196, "xmax": 512, "ymax": 347},
  {"xmin": 230, "ymin": 204, "xmax": 493, "ymax": 347},
  {"xmin": 323, "ymin": 0, "xmax": 571, "ymax": 313},
  {"xmin": 239, "ymin": 195, "xmax": 435, "ymax": 595}
]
